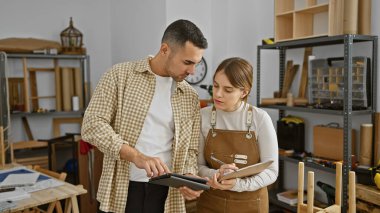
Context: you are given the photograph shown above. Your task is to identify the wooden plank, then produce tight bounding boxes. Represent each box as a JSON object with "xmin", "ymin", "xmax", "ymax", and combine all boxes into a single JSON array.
[
  {"xmin": 261, "ymin": 97, "xmax": 308, "ymax": 106},
  {"xmin": 29, "ymin": 71, "xmax": 38, "ymax": 111},
  {"xmin": 349, "ymin": 171, "xmax": 356, "ymax": 213},
  {"xmin": 22, "ymin": 117, "xmax": 34, "ymax": 141},
  {"xmin": 335, "ymin": 163, "xmax": 342, "ymax": 206},
  {"xmin": 22, "ymin": 58, "xmax": 30, "ymax": 112},
  {"xmin": 358, "ymin": 0, "xmax": 371, "ymax": 35},
  {"xmin": 356, "ymin": 183, "xmax": 380, "ymax": 205},
  {"xmin": 0, "ymin": 126, "xmax": 4, "ymax": 166},
  {"xmin": 357, "ymin": 200, "xmax": 380, "ymax": 212},
  {"xmin": 30, "ymin": 96, "xmax": 56, "ymax": 99},
  {"xmin": 281, "ymin": 60, "xmax": 293, "ymax": 98},
  {"xmin": 61, "ymin": 67, "xmax": 74, "ymax": 111},
  {"xmin": 374, "ymin": 112, "xmax": 380, "ymax": 166},
  {"xmin": 282, "ymin": 64, "xmax": 299, "ymax": 98},
  {"xmin": 73, "ymin": 67, "xmax": 84, "ymax": 110},
  {"xmin": 297, "ymin": 162, "xmax": 304, "ymax": 213},
  {"xmin": 307, "ymin": 171, "xmax": 314, "ymax": 213},
  {"xmin": 298, "ymin": 47, "xmax": 312, "ymax": 98},
  {"xmin": 295, "ymin": 3, "xmax": 328, "ymax": 14},
  {"xmin": 328, "ymin": 0, "xmax": 344, "ymax": 36},
  {"xmin": 8, "ymin": 78, "xmax": 25, "ymax": 111},
  {"xmin": 55, "ymin": 59, "xmax": 62, "ymax": 112},
  {"xmin": 343, "ymin": 0, "xmax": 359, "ymax": 34},
  {"xmin": 28, "ymin": 68, "xmax": 55, "ymax": 72}
]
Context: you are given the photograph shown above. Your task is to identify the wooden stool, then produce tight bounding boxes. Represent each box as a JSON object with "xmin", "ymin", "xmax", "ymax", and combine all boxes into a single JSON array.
[{"xmin": 297, "ymin": 162, "xmax": 356, "ymax": 213}]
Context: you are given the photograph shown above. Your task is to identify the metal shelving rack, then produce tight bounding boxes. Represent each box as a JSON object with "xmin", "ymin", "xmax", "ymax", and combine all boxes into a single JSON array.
[{"xmin": 257, "ymin": 34, "xmax": 378, "ymax": 212}]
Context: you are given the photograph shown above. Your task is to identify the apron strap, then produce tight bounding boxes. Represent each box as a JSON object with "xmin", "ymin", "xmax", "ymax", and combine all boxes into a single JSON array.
[
  {"xmin": 246, "ymin": 105, "xmax": 253, "ymax": 139},
  {"xmin": 210, "ymin": 106, "xmax": 217, "ymax": 137},
  {"xmin": 210, "ymin": 104, "xmax": 254, "ymax": 138}
]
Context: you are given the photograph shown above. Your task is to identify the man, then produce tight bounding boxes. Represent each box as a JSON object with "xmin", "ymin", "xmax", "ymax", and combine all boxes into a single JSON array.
[{"xmin": 81, "ymin": 19, "xmax": 208, "ymax": 213}]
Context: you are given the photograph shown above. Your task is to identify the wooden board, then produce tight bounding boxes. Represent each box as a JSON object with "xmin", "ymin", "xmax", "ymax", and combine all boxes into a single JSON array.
[
  {"xmin": 54, "ymin": 59, "xmax": 62, "ymax": 112},
  {"xmin": 358, "ymin": 0, "xmax": 371, "ymax": 35},
  {"xmin": 343, "ymin": 0, "xmax": 359, "ymax": 34},
  {"xmin": 298, "ymin": 47, "xmax": 312, "ymax": 98},
  {"xmin": 328, "ymin": 0, "xmax": 344, "ymax": 36},
  {"xmin": 22, "ymin": 58, "xmax": 30, "ymax": 112},
  {"xmin": 356, "ymin": 183, "xmax": 380, "ymax": 206},
  {"xmin": 374, "ymin": 112, "xmax": 380, "ymax": 166},
  {"xmin": 0, "ymin": 126, "xmax": 4, "ymax": 166}
]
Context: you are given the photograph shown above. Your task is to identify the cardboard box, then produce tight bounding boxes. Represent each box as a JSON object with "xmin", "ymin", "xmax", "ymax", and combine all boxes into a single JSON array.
[{"xmin": 313, "ymin": 125, "xmax": 356, "ymax": 160}]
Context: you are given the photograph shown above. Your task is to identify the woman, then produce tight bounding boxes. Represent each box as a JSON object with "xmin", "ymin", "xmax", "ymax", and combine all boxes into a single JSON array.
[{"xmin": 197, "ymin": 57, "xmax": 278, "ymax": 213}]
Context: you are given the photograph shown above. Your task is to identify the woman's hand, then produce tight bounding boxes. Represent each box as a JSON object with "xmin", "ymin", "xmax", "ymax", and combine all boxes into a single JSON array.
[
  {"xmin": 219, "ymin": 163, "xmax": 238, "ymax": 176},
  {"xmin": 207, "ymin": 172, "xmax": 236, "ymax": 190},
  {"xmin": 207, "ymin": 163, "xmax": 238, "ymax": 190}
]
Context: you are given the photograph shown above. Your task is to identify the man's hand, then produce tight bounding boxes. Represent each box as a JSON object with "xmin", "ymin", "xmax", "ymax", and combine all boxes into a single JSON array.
[
  {"xmin": 178, "ymin": 174, "xmax": 204, "ymax": 200},
  {"xmin": 120, "ymin": 144, "xmax": 170, "ymax": 177}
]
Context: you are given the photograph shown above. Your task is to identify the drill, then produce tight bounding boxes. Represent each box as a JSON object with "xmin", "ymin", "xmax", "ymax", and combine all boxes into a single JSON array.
[{"xmin": 317, "ymin": 181, "xmax": 335, "ymax": 205}]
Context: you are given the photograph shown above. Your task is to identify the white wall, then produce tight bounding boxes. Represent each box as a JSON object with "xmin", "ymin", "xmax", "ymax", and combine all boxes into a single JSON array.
[
  {"xmin": 0, "ymin": 0, "xmax": 112, "ymax": 91},
  {"xmin": 109, "ymin": 0, "xmax": 166, "ymax": 64},
  {"xmin": 1, "ymin": 0, "xmax": 380, "ymax": 203},
  {"xmin": 0, "ymin": 0, "xmax": 112, "ymax": 141}
]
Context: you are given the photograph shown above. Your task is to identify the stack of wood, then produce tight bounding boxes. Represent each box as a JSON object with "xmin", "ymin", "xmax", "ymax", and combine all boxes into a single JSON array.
[{"xmin": 261, "ymin": 48, "xmax": 312, "ymax": 106}]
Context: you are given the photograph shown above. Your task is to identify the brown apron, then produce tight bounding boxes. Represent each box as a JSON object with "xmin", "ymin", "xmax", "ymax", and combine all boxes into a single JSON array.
[{"xmin": 197, "ymin": 106, "xmax": 268, "ymax": 213}]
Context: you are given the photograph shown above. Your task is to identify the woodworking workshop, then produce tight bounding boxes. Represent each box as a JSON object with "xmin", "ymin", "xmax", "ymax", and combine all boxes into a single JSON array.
[{"xmin": 0, "ymin": 0, "xmax": 380, "ymax": 212}]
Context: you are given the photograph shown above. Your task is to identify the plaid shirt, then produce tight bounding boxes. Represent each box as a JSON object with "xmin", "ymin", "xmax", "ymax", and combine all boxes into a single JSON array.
[{"xmin": 81, "ymin": 57, "xmax": 200, "ymax": 213}]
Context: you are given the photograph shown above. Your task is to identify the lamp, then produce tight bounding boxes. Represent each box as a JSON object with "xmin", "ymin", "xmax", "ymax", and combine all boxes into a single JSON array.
[{"xmin": 60, "ymin": 17, "xmax": 85, "ymax": 54}]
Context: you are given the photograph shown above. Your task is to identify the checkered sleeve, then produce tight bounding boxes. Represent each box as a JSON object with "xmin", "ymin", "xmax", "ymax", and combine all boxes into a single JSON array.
[
  {"xmin": 81, "ymin": 69, "xmax": 126, "ymax": 161},
  {"xmin": 182, "ymin": 95, "xmax": 201, "ymax": 175}
]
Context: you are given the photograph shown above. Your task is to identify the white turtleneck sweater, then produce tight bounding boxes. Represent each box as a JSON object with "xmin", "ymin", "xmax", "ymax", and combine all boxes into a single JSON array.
[{"xmin": 198, "ymin": 102, "xmax": 279, "ymax": 192}]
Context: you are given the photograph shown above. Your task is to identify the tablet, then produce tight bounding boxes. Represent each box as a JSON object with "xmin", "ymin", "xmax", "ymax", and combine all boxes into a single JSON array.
[
  {"xmin": 220, "ymin": 160, "xmax": 274, "ymax": 181},
  {"xmin": 149, "ymin": 173, "xmax": 210, "ymax": 191}
]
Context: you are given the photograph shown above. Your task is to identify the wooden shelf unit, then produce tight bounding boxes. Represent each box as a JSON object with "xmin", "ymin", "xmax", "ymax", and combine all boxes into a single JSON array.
[{"xmin": 274, "ymin": 0, "xmax": 372, "ymax": 42}]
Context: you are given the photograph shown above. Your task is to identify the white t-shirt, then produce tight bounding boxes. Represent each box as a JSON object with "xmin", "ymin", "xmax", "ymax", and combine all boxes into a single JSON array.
[
  {"xmin": 129, "ymin": 74, "xmax": 174, "ymax": 182},
  {"xmin": 198, "ymin": 102, "xmax": 279, "ymax": 192}
]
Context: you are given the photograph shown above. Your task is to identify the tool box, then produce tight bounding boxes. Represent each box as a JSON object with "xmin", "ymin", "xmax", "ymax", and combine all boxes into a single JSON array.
[
  {"xmin": 308, "ymin": 57, "xmax": 371, "ymax": 110},
  {"xmin": 277, "ymin": 120, "xmax": 305, "ymax": 153},
  {"xmin": 313, "ymin": 123, "xmax": 356, "ymax": 161}
]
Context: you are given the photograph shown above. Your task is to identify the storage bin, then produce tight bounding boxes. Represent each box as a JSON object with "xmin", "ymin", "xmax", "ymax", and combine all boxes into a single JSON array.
[{"xmin": 308, "ymin": 57, "xmax": 371, "ymax": 109}]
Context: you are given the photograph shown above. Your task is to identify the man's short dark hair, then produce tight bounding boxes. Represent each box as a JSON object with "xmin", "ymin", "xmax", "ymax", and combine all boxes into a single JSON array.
[{"xmin": 162, "ymin": 19, "xmax": 208, "ymax": 49}]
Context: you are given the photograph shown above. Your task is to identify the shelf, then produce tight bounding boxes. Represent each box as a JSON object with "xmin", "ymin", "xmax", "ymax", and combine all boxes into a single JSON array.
[
  {"xmin": 279, "ymin": 155, "xmax": 335, "ymax": 174},
  {"xmin": 258, "ymin": 104, "xmax": 373, "ymax": 115},
  {"xmin": 275, "ymin": 0, "xmax": 293, "ymax": 15},
  {"xmin": 269, "ymin": 188, "xmax": 297, "ymax": 212},
  {"xmin": 276, "ymin": 11, "xmax": 293, "ymax": 16},
  {"xmin": 259, "ymin": 34, "xmax": 377, "ymax": 49},
  {"xmin": 6, "ymin": 53, "xmax": 88, "ymax": 59},
  {"xmin": 11, "ymin": 110, "xmax": 84, "ymax": 117},
  {"xmin": 294, "ymin": 3, "xmax": 328, "ymax": 14}
]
